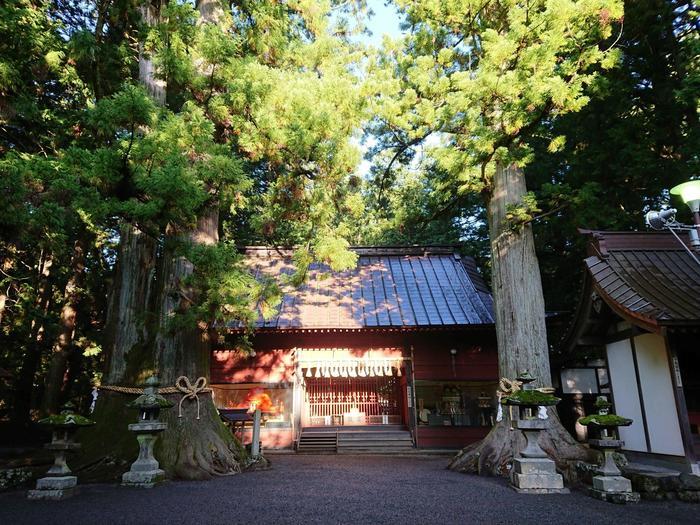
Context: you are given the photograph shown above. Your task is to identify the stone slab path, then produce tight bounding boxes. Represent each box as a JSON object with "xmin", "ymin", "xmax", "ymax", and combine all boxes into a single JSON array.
[{"xmin": 0, "ymin": 455, "xmax": 697, "ymax": 524}]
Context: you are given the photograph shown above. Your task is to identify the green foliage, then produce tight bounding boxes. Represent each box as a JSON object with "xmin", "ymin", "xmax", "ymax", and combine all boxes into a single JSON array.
[
  {"xmin": 1, "ymin": 0, "xmax": 372, "ymax": 422},
  {"xmin": 376, "ymin": 0, "xmax": 623, "ymax": 191},
  {"xmin": 360, "ymin": 0, "xmax": 623, "ymax": 255},
  {"xmin": 501, "ymin": 390, "xmax": 561, "ymax": 406},
  {"xmin": 525, "ymin": 0, "xmax": 700, "ymax": 312},
  {"xmin": 181, "ymin": 241, "xmax": 281, "ymax": 331},
  {"xmin": 578, "ymin": 414, "xmax": 632, "ymax": 427},
  {"xmin": 505, "ymin": 192, "xmax": 542, "ymax": 231},
  {"xmin": 0, "ymin": 468, "xmax": 32, "ymax": 491},
  {"xmin": 37, "ymin": 412, "xmax": 95, "ymax": 426}
]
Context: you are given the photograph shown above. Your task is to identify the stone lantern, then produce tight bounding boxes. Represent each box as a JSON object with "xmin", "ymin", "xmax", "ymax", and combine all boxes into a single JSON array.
[
  {"xmin": 580, "ymin": 396, "xmax": 639, "ymax": 503},
  {"xmin": 28, "ymin": 402, "xmax": 94, "ymax": 500},
  {"xmin": 502, "ymin": 370, "xmax": 568, "ymax": 494},
  {"xmin": 122, "ymin": 376, "xmax": 173, "ymax": 488}
]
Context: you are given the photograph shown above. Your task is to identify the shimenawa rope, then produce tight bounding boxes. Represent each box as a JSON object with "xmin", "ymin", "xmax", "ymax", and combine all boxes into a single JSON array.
[
  {"xmin": 98, "ymin": 376, "xmax": 212, "ymax": 419},
  {"xmin": 175, "ymin": 376, "xmax": 210, "ymax": 420}
]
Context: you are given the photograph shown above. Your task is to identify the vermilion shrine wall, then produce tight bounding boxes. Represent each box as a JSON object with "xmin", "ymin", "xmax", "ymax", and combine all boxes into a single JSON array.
[{"xmin": 211, "ymin": 328, "xmax": 498, "ymax": 449}]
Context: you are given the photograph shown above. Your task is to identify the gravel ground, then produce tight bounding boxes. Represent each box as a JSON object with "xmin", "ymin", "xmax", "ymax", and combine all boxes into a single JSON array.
[{"xmin": 0, "ymin": 455, "xmax": 697, "ymax": 525}]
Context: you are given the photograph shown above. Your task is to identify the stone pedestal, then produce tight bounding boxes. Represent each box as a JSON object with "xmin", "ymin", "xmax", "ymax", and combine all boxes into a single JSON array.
[
  {"xmin": 28, "ymin": 475, "xmax": 78, "ymax": 500},
  {"xmin": 510, "ymin": 418, "xmax": 569, "ymax": 494},
  {"xmin": 587, "ymin": 438, "xmax": 640, "ymax": 503},
  {"xmin": 27, "ymin": 410, "xmax": 91, "ymax": 501},
  {"xmin": 121, "ymin": 422, "xmax": 167, "ymax": 488}
]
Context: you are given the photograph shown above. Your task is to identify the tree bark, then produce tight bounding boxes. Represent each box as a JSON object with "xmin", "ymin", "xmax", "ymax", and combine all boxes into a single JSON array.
[
  {"xmin": 42, "ymin": 239, "xmax": 86, "ymax": 415},
  {"xmin": 12, "ymin": 253, "xmax": 54, "ymax": 425},
  {"xmin": 103, "ymin": 225, "xmax": 158, "ymax": 385},
  {"xmin": 448, "ymin": 163, "xmax": 590, "ymax": 479},
  {"xmin": 153, "ymin": 208, "xmax": 250, "ymax": 478},
  {"xmin": 138, "ymin": 0, "xmax": 167, "ymax": 104},
  {"xmin": 80, "ymin": 2, "xmax": 251, "ymax": 480},
  {"xmin": 488, "ymin": 163, "xmax": 550, "ymax": 384}
]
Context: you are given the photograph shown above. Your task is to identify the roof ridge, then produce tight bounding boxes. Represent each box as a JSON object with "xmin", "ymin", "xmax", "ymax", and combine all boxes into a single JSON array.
[{"xmin": 239, "ymin": 245, "xmax": 461, "ymax": 256}]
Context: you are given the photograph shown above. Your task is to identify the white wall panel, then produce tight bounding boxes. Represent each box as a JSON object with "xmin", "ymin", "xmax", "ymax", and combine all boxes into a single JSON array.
[
  {"xmin": 634, "ymin": 334, "xmax": 684, "ymax": 456},
  {"xmin": 606, "ymin": 339, "xmax": 647, "ymax": 452}
]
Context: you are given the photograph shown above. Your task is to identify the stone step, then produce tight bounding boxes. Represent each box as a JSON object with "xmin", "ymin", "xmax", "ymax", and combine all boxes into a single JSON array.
[
  {"xmin": 298, "ymin": 428, "xmax": 414, "ymax": 454},
  {"xmin": 338, "ymin": 436, "xmax": 412, "ymax": 443},
  {"xmin": 338, "ymin": 438, "xmax": 412, "ymax": 446},
  {"xmin": 338, "ymin": 432, "xmax": 411, "ymax": 438},
  {"xmin": 337, "ymin": 448, "xmax": 415, "ymax": 454}
]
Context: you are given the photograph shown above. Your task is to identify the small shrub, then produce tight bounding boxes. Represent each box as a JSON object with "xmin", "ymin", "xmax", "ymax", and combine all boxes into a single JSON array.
[{"xmin": 0, "ymin": 468, "xmax": 32, "ymax": 491}]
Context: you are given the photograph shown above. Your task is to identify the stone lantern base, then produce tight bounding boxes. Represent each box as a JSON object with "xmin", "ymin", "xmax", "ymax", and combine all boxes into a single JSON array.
[
  {"xmin": 121, "ymin": 469, "xmax": 166, "ymax": 489},
  {"xmin": 511, "ymin": 457, "xmax": 569, "ymax": 494},
  {"xmin": 27, "ymin": 475, "xmax": 78, "ymax": 500},
  {"xmin": 121, "ymin": 424, "xmax": 167, "ymax": 488},
  {"xmin": 588, "ymin": 476, "xmax": 640, "ymax": 504},
  {"xmin": 509, "ymin": 418, "xmax": 569, "ymax": 494},
  {"xmin": 585, "ymin": 440, "xmax": 640, "ymax": 503}
]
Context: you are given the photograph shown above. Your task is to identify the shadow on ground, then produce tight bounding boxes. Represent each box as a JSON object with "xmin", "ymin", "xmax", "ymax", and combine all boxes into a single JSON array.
[{"xmin": 1, "ymin": 455, "xmax": 697, "ymax": 525}]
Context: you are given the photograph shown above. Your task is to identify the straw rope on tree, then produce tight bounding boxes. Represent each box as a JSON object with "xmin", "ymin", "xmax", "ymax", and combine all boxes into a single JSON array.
[{"xmin": 98, "ymin": 376, "xmax": 213, "ymax": 420}]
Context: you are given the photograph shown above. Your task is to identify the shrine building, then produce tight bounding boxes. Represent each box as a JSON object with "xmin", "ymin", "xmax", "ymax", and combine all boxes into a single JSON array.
[
  {"xmin": 210, "ymin": 246, "xmax": 498, "ymax": 451},
  {"xmin": 558, "ymin": 230, "xmax": 700, "ymax": 473}
]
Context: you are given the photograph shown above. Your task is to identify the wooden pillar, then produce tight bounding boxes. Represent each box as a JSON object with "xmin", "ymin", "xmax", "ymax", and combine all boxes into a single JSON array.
[
  {"xmin": 251, "ymin": 409, "xmax": 261, "ymax": 457},
  {"xmin": 663, "ymin": 329, "xmax": 699, "ymax": 473}
]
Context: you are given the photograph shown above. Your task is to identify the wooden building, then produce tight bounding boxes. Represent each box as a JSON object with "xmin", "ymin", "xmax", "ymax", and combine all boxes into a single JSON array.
[
  {"xmin": 211, "ymin": 246, "xmax": 498, "ymax": 450},
  {"xmin": 558, "ymin": 230, "xmax": 700, "ymax": 473}
]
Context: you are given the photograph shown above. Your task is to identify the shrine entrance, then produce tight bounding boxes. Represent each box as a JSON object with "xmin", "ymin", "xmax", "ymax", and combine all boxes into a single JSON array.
[
  {"xmin": 297, "ymin": 347, "xmax": 409, "ymax": 428},
  {"xmin": 304, "ymin": 376, "xmax": 403, "ymax": 427}
]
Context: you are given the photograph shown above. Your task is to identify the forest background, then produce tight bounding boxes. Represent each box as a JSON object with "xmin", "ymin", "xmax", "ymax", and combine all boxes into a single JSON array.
[{"xmin": 0, "ymin": 0, "xmax": 698, "ymax": 446}]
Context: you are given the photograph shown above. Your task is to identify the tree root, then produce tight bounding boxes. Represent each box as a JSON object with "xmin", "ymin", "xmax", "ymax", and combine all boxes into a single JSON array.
[
  {"xmin": 156, "ymin": 393, "xmax": 247, "ymax": 480},
  {"xmin": 448, "ymin": 412, "xmax": 596, "ymax": 484},
  {"xmin": 75, "ymin": 390, "xmax": 251, "ymax": 482}
]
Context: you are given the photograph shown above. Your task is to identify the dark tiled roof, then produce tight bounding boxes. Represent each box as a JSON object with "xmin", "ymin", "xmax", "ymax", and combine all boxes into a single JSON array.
[
  {"xmin": 584, "ymin": 231, "xmax": 700, "ymax": 329},
  {"xmin": 237, "ymin": 246, "xmax": 494, "ymax": 330}
]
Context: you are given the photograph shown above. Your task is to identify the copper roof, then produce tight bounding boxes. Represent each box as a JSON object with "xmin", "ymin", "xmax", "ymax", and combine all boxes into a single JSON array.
[
  {"xmin": 582, "ymin": 231, "xmax": 700, "ymax": 331},
  {"xmin": 235, "ymin": 246, "xmax": 494, "ymax": 330}
]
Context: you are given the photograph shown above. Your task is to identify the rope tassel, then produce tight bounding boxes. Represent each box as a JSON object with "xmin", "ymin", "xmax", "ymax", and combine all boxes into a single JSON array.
[{"xmin": 175, "ymin": 376, "xmax": 210, "ymax": 420}]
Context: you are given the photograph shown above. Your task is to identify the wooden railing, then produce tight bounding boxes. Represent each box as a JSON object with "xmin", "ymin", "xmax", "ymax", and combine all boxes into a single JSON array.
[{"xmin": 305, "ymin": 376, "xmax": 401, "ymax": 425}]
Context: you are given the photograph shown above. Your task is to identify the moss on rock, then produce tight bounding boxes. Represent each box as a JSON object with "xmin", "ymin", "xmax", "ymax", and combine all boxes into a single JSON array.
[
  {"xmin": 502, "ymin": 390, "xmax": 560, "ymax": 406},
  {"xmin": 578, "ymin": 414, "xmax": 632, "ymax": 427},
  {"xmin": 38, "ymin": 413, "xmax": 95, "ymax": 427}
]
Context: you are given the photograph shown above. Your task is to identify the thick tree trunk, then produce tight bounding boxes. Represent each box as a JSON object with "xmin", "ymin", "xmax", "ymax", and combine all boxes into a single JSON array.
[
  {"xmin": 42, "ymin": 239, "xmax": 86, "ymax": 414},
  {"xmin": 79, "ymin": 0, "xmax": 252, "ymax": 481},
  {"xmin": 138, "ymin": 0, "xmax": 167, "ymax": 104},
  {"xmin": 82, "ymin": 212, "xmax": 249, "ymax": 479},
  {"xmin": 103, "ymin": 225, "xmax": 158, "ymax": 385},
  {"xmin": 77, "ymin": 225, "xmax": 157, "ymax": 476},
  {"xmin": 153, "ymin": 208, "xmax": 251, "ymax": 478},
  {"xmin": 488, "ymin": 164, "xmax": 550, "ymax": 384},
  {"xmin": 449, "ymin": 163, "xmax": 590, "ymax": 479},
  {"xmin": 150, "ymin": 1, "xmax": 250, "ymax": 478},
  {"xmin": 12, "ymin": 254, "xmax": 53, "ymax": 425}
]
